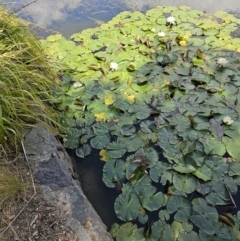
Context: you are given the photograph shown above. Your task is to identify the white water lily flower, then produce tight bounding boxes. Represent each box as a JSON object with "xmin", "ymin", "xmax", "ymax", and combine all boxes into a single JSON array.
[
  {"xmin": 151, "ymin": 28, "xmax": 156, "ymax": 33},
  {"xmin": 109, "ymin": 62, "xmax": 118, "ymax": 71},
  {"xmin": 217, "ymin": 57, "xmax": 228, "ymax": 66},
  {"xmin": 158, "ymin": 31, "xmax": 165, "ymax": 37},
  {"xmin": 223, "ymin": 116, "xmax": 234, "ymax": 125},
  {"xmin": 167, "ymin": 16, "xmax": 175, "ymax": 24},
  {"xmin": 73, "ymin": 81, "xmax": 83, "ymax": 89}
]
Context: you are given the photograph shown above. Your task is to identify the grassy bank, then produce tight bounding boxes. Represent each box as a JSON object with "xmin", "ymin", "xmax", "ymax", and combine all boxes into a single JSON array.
[
  {"xmin": 0, "ymin": 7, "xmax": 60, "ymax": 152},
  {"xmin": 0, "ymin": 6, "xmax": 62, "ymax": 238}
]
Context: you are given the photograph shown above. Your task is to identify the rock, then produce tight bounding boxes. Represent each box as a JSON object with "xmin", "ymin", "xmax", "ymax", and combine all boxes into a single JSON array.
[{"xmin": 24, "ymin": 124, "xmax": 113, "ymax": 241}]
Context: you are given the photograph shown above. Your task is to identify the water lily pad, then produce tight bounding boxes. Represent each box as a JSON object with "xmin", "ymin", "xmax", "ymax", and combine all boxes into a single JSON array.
[
  {"xmin": 178, "ymin": 231, "xmax": 200, "ymax": 241},
  {"xmin": 205, "ymin": 183, "xmax": 229, "ymax": 205},
  {"xmin": 223, "ymin": 137, "xmax": 240, "ymax": 160},
  {"xmin": 167, "ymin": 195, "xmax": 192, "ymax": 222},
  {"xmin": 111, "ymin": 222, "xmax": 145, "ymax": 241},
  {"xmin": 199, "ymin": 226, "xmax": 232, "ymax": 241},
  {"xmin": 159, "ymin": 209, "xmax": 170, "ymax": 221},
  {"xmin": 173, "ymin": 173, "xmax": 197, "ymax": 194},
  {"xmin": 191, "ymin": 198, "xmax": 218, "ymax": 230},
  {"xmin": 114, "ymin": 191, "xmax": 141, "ymax": 221},
  {"xmin": 192, "ymin": 164, "xmax": 212, "ymax": 181},
  {"xmin": 76, "ymin": 144, "xmax": 92, "ymax": 158},
  {"xmin": 120, "ymin": 125, "xmax": 136, "ymax": 136},
  {"xmin": 150, "ymin": 162, "xmax": 172, "ymax": 185},
  {"xmin": 106, "ymin": 142, "xmax": 127, "ymax": 158},
  {"xmin": 140, "ymin": 189, "xmax": 166, "ymax": 212},
  {"xmin": 90, "ymin": 134, "xmax": 110, "ymax": 149},
  {"xmin": 103, "ymin": 159, "xmax": 126, "ymax": 188}
]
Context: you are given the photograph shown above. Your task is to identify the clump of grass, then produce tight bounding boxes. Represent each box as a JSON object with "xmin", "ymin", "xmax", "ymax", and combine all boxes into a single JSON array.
[
  {"xmin": 0, "ymin": 7, "xmax": 61, "ymax": 151},
  {"xmin": 0, "ymin": 167, "xmax": 28, "ymax": 202}
]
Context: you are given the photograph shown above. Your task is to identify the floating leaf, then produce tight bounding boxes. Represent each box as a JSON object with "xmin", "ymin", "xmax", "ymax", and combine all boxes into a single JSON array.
[
  {"xmin": 150, "ymin": 220, "xmax": 166, "ymax": 241},
  {"xmin": 76, "ymin": 144, "xmax": 92, "ymax": 158},
  {"xmin": 191, "ymin": 198, "xmax": 218, "ymax": 230},
  {"xmin": 205, "ymin": 183, "xmax": 229, "ymax": 205},
  {"xmin": 92, "ymin": 122, "xmax": 110, "ymax": 135},
  {"xmin": 180, "ymin": 140, "xmax": 196, "ymax": 155},
  {"xmin": 173, "ymin": 173, "xmax": 197, "ymax": 194},
  {"xmin": 138, "ymin": 213, "xmax": 148, "ymax": 224},
  {"xmin": 120, "ymin": 125, "xmax": 136, "ymax": 136},
  {"xmin": 159, "ymin": 210, "xmax": 170, "ymax": 221},
  {"xmin": 103, "ymin": 159, "xmax": 126, "ymax": 188},
  {"xmin": 114, "ymin": 191, "xmax": 141, "ymax": 221},
  {"xmin": 150, "ymin": 162, "xmax": 172, "ymax": 185},
  {"xmin": 223, "ymin": 137, "xmax": 240, "ymax": 160},
  {"xmin": 199, "ymin": 226, "xmax": 232, "ymax": 241},
  {"xmin": 167, "ymin": 195, "xmax": 192, "ymax": 222},
  {"xmin": 106, "ymin": 142, "xmax": 127, "ymax": 158},
  {"xmin": 176, "ymin": 62, "xmax": 192, "ymax": 76},
  {"xmin": 111, "ymin": 222, "xmax": 145, "ymax": 241},
  {"xmin": 192, "ymin": 164, "xmax": 212, "ymax": 181},
  {"xmin": 196, "ymin": 182, "xmax": 211, "ymax": 196},
  {"xmin": 90, "ymin": 135, "xmax": 110, "ymax": 149},
  {"xmin": 202, "ymin": 137, "xmax": 226, "ymax": 156},
  {"xmin": 179, "ymin": 231, "xmax": 200, "ymax": 241},
  {"xmin": 140, "ymin": 190, "xmax": 166, "ymax": 212},
  {"xmin": 157, "ymin": 99, "xmax": 177, "ymax": 113},
  {"xmin": 162, "ymin": 224, "xmax": 175, "ymax": 241}
]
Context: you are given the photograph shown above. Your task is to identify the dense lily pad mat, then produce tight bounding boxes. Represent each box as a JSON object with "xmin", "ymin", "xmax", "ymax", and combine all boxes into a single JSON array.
[{"xmin": 41, "ymin": 6, "xmax": 240, "ymax": 241}]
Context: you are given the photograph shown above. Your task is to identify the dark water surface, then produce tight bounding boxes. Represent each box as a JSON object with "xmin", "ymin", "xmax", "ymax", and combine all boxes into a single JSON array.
[{"xmin": 3, "ymin": 0, "xmax": 240, "ymax": 230}]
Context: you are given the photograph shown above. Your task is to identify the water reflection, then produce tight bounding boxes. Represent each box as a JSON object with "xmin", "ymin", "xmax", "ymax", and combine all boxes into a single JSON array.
[{"xmin": 2, "ymin": 0, "xmax": 240, "ymax": 36}]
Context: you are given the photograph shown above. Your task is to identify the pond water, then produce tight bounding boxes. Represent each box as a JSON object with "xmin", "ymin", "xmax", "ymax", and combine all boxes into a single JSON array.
[
  {"xmin": 3, "ymin": 0, "xmax": 240, "ymax": 234},
  {"xmin": 2, "ymin": 0, "xmax": 240, "ymax": 36}
]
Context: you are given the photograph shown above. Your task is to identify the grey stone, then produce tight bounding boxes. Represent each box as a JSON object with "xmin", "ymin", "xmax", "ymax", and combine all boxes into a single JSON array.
[
  {"xmin": 24, "ymin": 124, "xmax": 113, "ymax": 241},
  {"xmin": 34, "ymin": 156, "xmax": 72, "ymax": 190}
]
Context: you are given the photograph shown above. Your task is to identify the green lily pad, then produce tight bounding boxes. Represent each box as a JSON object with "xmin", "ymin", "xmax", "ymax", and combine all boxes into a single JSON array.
[
  {"xmin": 179, "ymin": 231, "xmax": 200, "ymax": 241},
  {"xmin": 103, "ymin": 159, "xmax": 126, "ymax": 188},
  {"xmin": 76, "ymin": 144, "xmax": 92, "ymax": 158},
  {"xmin": 173, "ymin": 173, "xmax": 197, "ymax": 194},
  {"xmin": 192, "ymin": 164, "xmax": 212, "ymax": 181},
  {"xmin": 111, "ymin": 222, "xmax": 145, "ymax": 241},
  {"xmin": 106, "ymin": 142, "xmax": 127, "ymax": 158},
  {"xmin": 150, "ymin": 162, "xmax": 172, "ymax": 185},
  {"xmin": 199, "ymin": 226, "xmax": 232, "ymax": 241},
  {"xmin": 167, "ymin": 195, "xmax": 192, "ymax": 222},
  {"xmin": 223, "ymin": 137, "xmax": 240, "ymax": 160},
  {"xmin": 90, "ymin": 135, "xmax": 110, "ymax": 149},
  {"xmin": 205, "ymin": 183, "xmax": 229, "ymax": 205},
  {"xmin": 140, "ymin": 189, "xmax": 166, "ymax": 211},
  {"xmin": 114, "ymin": 191, "xmax": 141, "ymax": 221},
  {"xmin": 191, "ymin": 198, "xmax": 218, "ymax": 230}
]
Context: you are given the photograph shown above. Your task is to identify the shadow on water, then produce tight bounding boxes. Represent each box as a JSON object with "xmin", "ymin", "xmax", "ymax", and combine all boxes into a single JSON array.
[{"xmin": 73, "ymin": 149, "xmax": 123, "ymax": 228}]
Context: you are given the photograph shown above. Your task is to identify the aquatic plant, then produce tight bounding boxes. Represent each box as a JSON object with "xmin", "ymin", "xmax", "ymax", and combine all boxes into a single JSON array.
[{"xmin": 41, "ymin": 6, "xmax": 240, "ymax": 241}]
